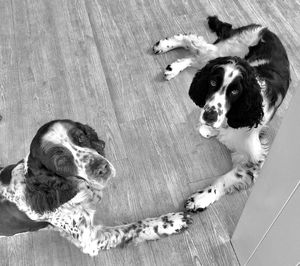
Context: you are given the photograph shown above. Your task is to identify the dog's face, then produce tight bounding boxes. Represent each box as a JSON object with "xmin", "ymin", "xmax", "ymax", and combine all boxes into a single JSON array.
[
  {"xmin": 199, "ymin": 62, "xmax": 242, "ymax": 128},
  {"xmin": 189, "ymin": 57, "xmax": 264, "ymax": 129},
  {"xmin": 25, "ymin": 120, "xmax": 116, "ymax": 214},
  {"xmin": 28, "ymin": 120, "xmax": 116, "ymax": 188}
]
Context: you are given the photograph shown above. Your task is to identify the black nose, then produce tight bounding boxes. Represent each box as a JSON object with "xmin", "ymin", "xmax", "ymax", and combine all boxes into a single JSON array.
[
  {"xmin": 91, "ymin": 159, "xmax": 110, "ymax": 179},
  {"xmin": 203, "ymin": 108, "xmax": 218, "ymax": 123}
]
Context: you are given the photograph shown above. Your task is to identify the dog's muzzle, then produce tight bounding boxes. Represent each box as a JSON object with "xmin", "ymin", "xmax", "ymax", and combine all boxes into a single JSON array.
[{"xmin": 202, "ymin": 107, "xmax": 218, "ymax": 124}]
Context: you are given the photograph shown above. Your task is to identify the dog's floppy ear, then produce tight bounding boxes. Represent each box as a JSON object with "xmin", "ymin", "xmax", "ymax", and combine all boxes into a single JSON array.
[
  {"xmin": 79, "ymin": 123, "xmax": 106, "ymax": 156},
  {"xmin": 226, "ymin": 62, "xmax": 264, "ymax": 128},
  {"xmin": 189, "ymin": 60, "xmax": 219, "ymax": 108},
  {"xmin": 25, "ymin": 154, "xmax": 78, "ymax": 214}
]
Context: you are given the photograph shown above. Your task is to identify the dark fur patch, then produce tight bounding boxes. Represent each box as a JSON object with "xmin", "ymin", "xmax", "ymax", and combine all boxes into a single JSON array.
[
  {"xmin": 0, "ymin": 199, "xmax": 49, "ymax": 236},
  {"xmin": 25, "ymin": 165, "xmax": 78, "ymax": 214},
  {"xmin": 236, "ymin": 172, "xmax": 243, "ymax": 178},
  {"xmin": 166, "ymin": 65, "xmax": 172, "ymax": 71},
  {"xmin": 0, "ymin": 164, "xmax": 17, "ymax": 185},
  {"xmin": 246, "ymin": 170, "xmax": 254, "ymax": 180},
  {"xmin": 207, "ymin": 16, "xmax": 233, "ymax": 41}
]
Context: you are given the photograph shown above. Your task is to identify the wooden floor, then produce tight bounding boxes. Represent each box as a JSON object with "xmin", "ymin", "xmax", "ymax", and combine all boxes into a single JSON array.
[{"xmin": 0, "ymin": 0, "xmax": 299, "ymax": 265}]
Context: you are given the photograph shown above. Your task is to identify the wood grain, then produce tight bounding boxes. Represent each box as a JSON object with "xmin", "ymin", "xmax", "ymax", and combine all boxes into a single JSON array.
[{"xmin": 0, "ymin": 0, "xmax": 299, "ymax": 265}]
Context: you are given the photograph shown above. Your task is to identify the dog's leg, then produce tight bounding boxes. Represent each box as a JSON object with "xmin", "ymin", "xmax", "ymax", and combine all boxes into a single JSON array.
[
  {"xmin": 164, "ymin": 57, "xmax": 200, "ymax": 80},
  {"xmin": 153, "ymin": 34, "xmax": 218, "ymax": 79},
  {"xmin": 185, "ymin": 160, "xmax": 264, "ymax": 212},
  {"xmin": 153, "ymin": 34, "xmax": 216, "ymax": 55},
  {"xmin": 82, "ymin": 212, "xmax": 192, "ymax": 255}
]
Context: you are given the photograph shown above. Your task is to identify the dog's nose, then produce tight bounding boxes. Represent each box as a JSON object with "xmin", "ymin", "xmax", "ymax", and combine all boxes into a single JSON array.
[
  {"xmin": 203, "ymin": 108, "xmax": 218, "ymax": 123},
  {"xmin": 91, "ymin": 159, "xmax": 110, "ymax": 179},
  {"xmin": 97, "ymin": 163, "xmax": 109, "ymax": 177}
]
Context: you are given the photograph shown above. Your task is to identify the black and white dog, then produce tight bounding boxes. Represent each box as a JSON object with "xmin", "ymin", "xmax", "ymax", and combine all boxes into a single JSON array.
[
  {"xmin": 153, "ymin": 16, "xmax": 290, "ymax": 212},
  {"xmin": 0, "ymin": 120, "xmax": 192, "ymax": 255}
]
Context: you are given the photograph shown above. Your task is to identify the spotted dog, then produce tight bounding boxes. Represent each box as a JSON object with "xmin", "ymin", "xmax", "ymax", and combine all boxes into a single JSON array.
[
  {"xmin": 0, "ymin": 120, "xmax": 192, "ymax": 255},
  {"xmin": 153, "ymin": 16, "xmax": 290, "ymax": 211}
]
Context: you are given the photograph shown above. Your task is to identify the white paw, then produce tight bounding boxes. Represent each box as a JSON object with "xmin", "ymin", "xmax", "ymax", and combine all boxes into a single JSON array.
[
  {"xmin": 164, "ymin": 64, "xmax": 181, "ymax": 80},
  {"xmin": 81, "ymin": 240, "xmax": 99, "ymax": 256},
  {"xmin": 153, "ymin": 39, "xmax": 172, "ymax": 54},
  {"xmin": 185, "ymin": 186, "xmax": 218, "ymax": 212},
  {"xmin": 198, "ymin": 124, "xmax": 218, "ymax": 139}
]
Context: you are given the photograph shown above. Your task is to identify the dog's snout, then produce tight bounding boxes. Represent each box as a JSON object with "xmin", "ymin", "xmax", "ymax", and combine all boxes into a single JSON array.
[
  {"xmin": 97, "ymin": 162, "xmax": 109, "ymax": 177},
  {"xmin": 91, "ymin": 159, "xmax": 110, "ymax": 179},
  {"xmin": 203, "ymin": 107, "xmax": 218, "ymax": 123}
]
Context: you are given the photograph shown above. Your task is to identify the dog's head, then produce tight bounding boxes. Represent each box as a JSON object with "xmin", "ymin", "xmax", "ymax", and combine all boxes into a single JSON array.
[
  {"xmin": 189, "ymin": 56, "xmax": 264, "ymax": 129},
  {"xmin": 25, "ymin": 119, "xmax": 115, "ymax": 213}
]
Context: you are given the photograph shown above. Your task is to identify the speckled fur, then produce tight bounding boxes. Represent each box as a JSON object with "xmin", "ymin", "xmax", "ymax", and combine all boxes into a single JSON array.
[{"xmin": 0, "ymin": 121, "xmax": 192, "ymax": 256}]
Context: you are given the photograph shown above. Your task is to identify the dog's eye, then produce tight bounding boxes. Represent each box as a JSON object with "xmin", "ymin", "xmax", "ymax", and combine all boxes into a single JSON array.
[
  {"xmin": 56, "ymin": 156, "xmax": 68, "ymax": 167},
  {"xmin": 230, "ymin": 89, "xmax": 239, "ymax": 96},
  {"xmin": 77, "ymin": 134, "xmax": 86, "ymax": 143},
  {"xmin": 210, "ymin": 80, "xmax": 216, "ymax": 87}
]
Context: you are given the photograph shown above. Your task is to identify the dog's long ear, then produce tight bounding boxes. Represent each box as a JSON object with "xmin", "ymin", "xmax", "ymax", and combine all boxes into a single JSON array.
[
  {"xmin": 25, "ymin": 154, "xmax": 78, "ymax": 214},
  {"xmin": 79, "ymin": 123, "xmax": 106, "ymax": 156},
  {"xmin": 189, "ymin": 60, "xmax": 218, "ymax": 108},
  {"xmin": 226, "ymin": 63, "xmax": 264, "ymax": 128}
]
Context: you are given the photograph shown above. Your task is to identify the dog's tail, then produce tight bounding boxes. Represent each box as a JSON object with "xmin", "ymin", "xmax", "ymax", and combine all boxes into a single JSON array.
[{"xmin": 207, "ymin": 16, "xmax": 233, "ymax": 40}]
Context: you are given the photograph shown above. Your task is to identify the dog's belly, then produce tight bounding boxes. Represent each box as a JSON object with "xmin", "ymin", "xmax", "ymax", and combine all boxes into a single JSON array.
[{"xmin": 216, "ymin": 26, "xmax": 265, "ymax": 58}]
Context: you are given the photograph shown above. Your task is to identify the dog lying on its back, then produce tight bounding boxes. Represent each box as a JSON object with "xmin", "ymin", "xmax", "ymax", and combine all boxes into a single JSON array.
[{"xmin": 153, "ymin": 16, "xmax": 290, "ymax": 212}]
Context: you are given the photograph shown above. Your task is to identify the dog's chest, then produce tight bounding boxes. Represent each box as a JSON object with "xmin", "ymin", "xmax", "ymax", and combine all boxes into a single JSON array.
[{"xmin": 217, "ymin": 127, "xmax": 253, "ymax": 152}]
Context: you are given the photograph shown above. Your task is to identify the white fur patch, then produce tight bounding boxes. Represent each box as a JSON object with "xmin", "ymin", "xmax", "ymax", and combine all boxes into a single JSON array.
[
  {"xmin": 216, "ymin": 26, "xmax": 266, "ymax": 58},
  {"xmin": 249, "ymin": 59, "xmax": 270, "ymax": 67},
  {"xmin": 164, "ymin": 58, "xmax": 195, "ymax": 80},
  {"xmin": 185, "ymin": 186, "xmax": 220, "ymax": 211},
  {"xmin": 217, "ymin": 126, "xmax": 265, "ymax": 162},
  {"xmin": 198, "ymin": 124, "xmax": 219, "ymax": 138},
  {"xmin": 43, "ymin": 123, "xmax": 69, "ymax": 145},
  {"xmin": 221, "ymin": 64, "xmax": 241, "ymax": 88}
]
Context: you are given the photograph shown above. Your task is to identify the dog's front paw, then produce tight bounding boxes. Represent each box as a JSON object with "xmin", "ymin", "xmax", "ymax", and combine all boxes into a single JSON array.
[
  {"xmin": 81, "ymin": 241, "xmax": 99, "ymax": 256},
  {"xmin": 185, "ymin": 186, "xmax": 218, "ymax": 212},
  {"xmin": 153, "ymin": 38, "xmax": 173, "ymax": 54},
  {"xmin": 198, "ymin": 124, "xmax": 218, "ymax": 139},
  {"xmin": 153, "ymin": 40, "xmax": 163, "ymax": 54},
  {"xmin": 164, "ymin": 64, "xmax": 181, "ymax": 80}
]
